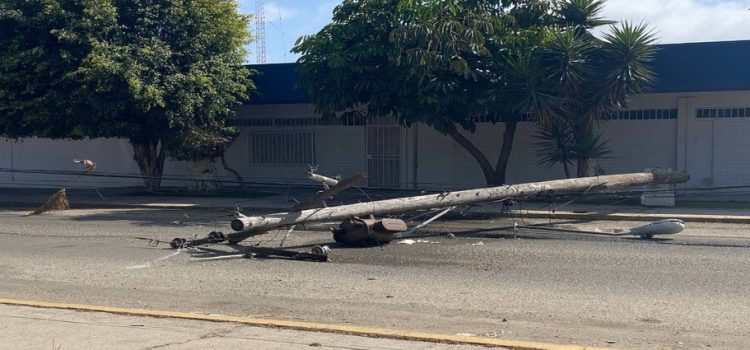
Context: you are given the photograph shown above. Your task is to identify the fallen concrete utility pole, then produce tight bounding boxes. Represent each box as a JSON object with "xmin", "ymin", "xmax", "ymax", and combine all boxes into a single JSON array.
[{"xmin": 222, "ymin": 172, "xmax": 688, "ymax": 244}]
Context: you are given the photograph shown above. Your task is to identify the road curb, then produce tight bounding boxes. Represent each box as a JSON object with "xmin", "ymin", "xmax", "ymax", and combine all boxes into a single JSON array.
[
  {"xmin": 0, "ymin": 298, "xmax": 609, "ymax": 350},
  {"xmin": 0, "ymin": 201, "xmax": 287, "ymax": 212},
  {"xmin": 516, "ymin": 210, "xmax": 750, "ymax": 224}
]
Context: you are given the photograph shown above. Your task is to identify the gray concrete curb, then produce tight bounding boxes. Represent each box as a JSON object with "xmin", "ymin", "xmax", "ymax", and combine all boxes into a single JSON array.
[
  {"xmin": 516, "ymin": 210, "xmax": 750, "ymax": 224},
  {"xmin": 0, "ymin": 201, "xmax": 287, "ymax": 212}
]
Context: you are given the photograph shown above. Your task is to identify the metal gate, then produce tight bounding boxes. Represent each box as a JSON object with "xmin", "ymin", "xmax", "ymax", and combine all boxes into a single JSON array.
[{"xmin": 366, "ymin": 124, "xmax": 401, "ymax": 188}]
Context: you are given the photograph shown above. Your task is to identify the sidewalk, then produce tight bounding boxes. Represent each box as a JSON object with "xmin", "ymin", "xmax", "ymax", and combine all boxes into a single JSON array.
[
  {"xmin": 3, "ymin": 186, "xmax": 750, "ymax": 223},
  {"xmin": 0, "ymin": 187, "xmax": 292, "ymax": 211},
  {"xmin": 0, "ymin": 303, "xmax": 507, "ymax": 350}
]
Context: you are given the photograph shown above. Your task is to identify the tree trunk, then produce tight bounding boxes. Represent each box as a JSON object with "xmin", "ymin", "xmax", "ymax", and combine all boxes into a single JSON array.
[
  {"xmin": 492, "ymin": 120, "xmax": 518, "ymax": 186},
  {"xmin": 562, "ymin": 162, "xmax": 571, "ymax": 179},
  {"xmin": 573, "ymin": 120, "xmax": 590, "ymax": 178},
  {"xmin": 131, "ymin": 139, "xmax": 166, "ymax": 192},
  {"xmin": 577, "ymin": 158, "xmax": 590, "ymax": 178},
  {"xmin": 447, "ymin": 129, "xmax": 495, "ymax": 186}
]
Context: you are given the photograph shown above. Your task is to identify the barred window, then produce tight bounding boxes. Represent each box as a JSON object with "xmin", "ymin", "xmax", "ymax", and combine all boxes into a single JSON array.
[
  {"xmin": 230, "ymin": 118, "xmax": 273, "ymax": 127},
  {"xmin": 230, "ymin": 115, "xmax": 371, "ymax": 127},
  {"xmin": 248, "ymin": 131, "xmax": 314, "ymax": 165},
  {"xmin": 697, "ymin": 107, "xmax": 750, "ymax": 119},
  {"xmin": 604, "ymin": 109, "xmax": 678, "ymax": 120}
]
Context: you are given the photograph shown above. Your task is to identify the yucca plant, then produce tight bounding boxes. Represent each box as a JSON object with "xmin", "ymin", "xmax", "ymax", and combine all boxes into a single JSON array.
[
  {"xmin": 534, "ymin": 123, "xmax": 575, "ymax": 178},
  {"xmin": 535, "ymin": 124, "xmax": 611, "ymax": 178},
  {"xmin": 570, "ymin": 130, "xmax": 612, "ymax": 175}
]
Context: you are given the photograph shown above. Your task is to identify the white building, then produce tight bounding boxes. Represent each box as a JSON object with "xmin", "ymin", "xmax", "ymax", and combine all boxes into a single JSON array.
[{"xmin": 2, "ymin": 40, "xmax": 750, "ymax": 190}]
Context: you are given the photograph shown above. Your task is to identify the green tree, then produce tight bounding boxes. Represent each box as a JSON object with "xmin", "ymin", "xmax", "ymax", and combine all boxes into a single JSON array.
[
  {"xmin": 293, "ymin": 0, "xmax": 655, "ymax": 185},
  {"xmin": 293, "ymin": 0, "xmax": 526, "ymax": 186},
  {"xmin": 0, "ymin": 0, "xmax": 253, "ymax": 191}
]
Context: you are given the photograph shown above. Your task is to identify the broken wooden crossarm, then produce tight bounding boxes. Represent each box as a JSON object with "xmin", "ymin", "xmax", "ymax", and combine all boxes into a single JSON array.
[
  {"xmin": 171, "ymin": 230, "xmax": 268, "ymax": 248},
  {"xmin": 244, "ymin": 245, "xmax": 330, "ymax": 262},
  {"xmin": 227, "ymin": 172, "xmax": 690, "ymax": 244},
  {"xmin": 294, "ymin": 172, "xmax": 367, "ymax": 211},
  {"xmin": 188, "ymin": 246, "xmax": 330, "ymax": 262},
  {"xmin": 171, "ymin": 231, "xmax": 330, "ymax": 261},
  {"xmin": 307, "ymin": 170, "xmax": 340, "ymax": 188}
]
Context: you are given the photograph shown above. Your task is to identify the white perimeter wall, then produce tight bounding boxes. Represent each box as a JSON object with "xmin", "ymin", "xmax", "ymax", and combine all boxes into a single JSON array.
[
  {"xmin": 220, "ymin": 104, "xmax": 366, "ymax": 185},
  {"xmin": 415, "ymin": 91, "xmax": 750, "ymax": 189},
  {"xmin": 4, "ymin": 90, "xmax": 750, "ymax": 190},
  {"xmin": 0, "ymin": 138, "xmax": 187, "ymax": 188},
  {"xmin": 229, "ymin": 91, "xmax": 750, "ymax": 190},
  {"xmin": 415, "ymin": 119, "xmax": 678, "ymax": 189}
]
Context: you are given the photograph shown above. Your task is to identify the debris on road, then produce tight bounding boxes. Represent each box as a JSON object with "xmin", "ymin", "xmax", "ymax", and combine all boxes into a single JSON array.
[
  {"xmin": 332, "ymin": 217, "xmax": 407, "ymax": 245},
  {"xmin": 189, "ymin": 254, "xmax": 246, "ymax": 262},
  {"xmin": 294, "ymin": 168, "xmax": 367, "ymax": 211},
  {"xmin": 187, "ymin": 244, "xmax": 331, "ymax": 263},
  {"xmin": 169, "ymin": 231, "xmax": 330, "ymax": 262},
  {"xmin": 629, "ymin": 219, "xmax": 685, "ymax": 238},
  {"xmin": 163, "ymin": 171, "xmax": 690, "ymax": 263},
  {"xmin": 27, "ymin": 189, "xmax": 70, "ymax": 215},
  {"xmin": 225, "ymin": 172, "xmax": 689, "ymax": 244},
  {"xmin": 27, "ymin": 158, "xmax": 98, "ymax": 215},
  {"xmin": 396, "ymin": 239, "xmax": 433, "ymax": 245},
  {"xmin": 399, "ymin": 206, "xmax": 456, "ymax": 238},
  {"xmin": 514, "ymin": 219, "xmax": 686, "ymax": 239}
]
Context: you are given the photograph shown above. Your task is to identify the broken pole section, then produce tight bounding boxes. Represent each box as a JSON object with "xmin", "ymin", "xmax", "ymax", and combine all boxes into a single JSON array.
[
  {"xmin": 293, "ymin": 172, "xmax": 367, "ymax": 211},
  {"xmin": 307, "ymin": 170, "xmax": 339, "ymax": 188},
  {"xmin": 229, "ymin": 172, "xmax": 689, "ymax": 242}
]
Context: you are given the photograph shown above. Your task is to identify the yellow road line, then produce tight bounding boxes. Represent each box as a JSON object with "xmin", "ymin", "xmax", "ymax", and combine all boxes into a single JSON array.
[{"xmin": 0, "ymin": 297, "xmax": 609, "ymax": 350}]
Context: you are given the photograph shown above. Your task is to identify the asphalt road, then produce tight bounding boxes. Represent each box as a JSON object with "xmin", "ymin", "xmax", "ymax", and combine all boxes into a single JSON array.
[{"xmin": 0, "ymin": 207, "xmax": 748, "ymax": 349}]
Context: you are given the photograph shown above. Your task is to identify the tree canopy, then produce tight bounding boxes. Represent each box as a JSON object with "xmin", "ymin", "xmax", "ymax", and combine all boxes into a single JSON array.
[
  {"xmin": 293, "ymin": 0, "xmax": 656, "ymax": 185},
  {"xmin": 0, "ymin": 0, "xmax": 253, "ymax": 190}
]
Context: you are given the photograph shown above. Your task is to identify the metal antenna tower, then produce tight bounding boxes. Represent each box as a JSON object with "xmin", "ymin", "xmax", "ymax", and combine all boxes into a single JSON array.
[{"xmin": 255, "ymin": 0, "xmax": 267, "ymax": 64}]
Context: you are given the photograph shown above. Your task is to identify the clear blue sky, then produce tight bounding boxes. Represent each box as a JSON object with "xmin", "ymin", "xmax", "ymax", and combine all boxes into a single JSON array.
[{"xmin": 240, "ymin": 0, "xmax": 750, "ymax": 64}]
